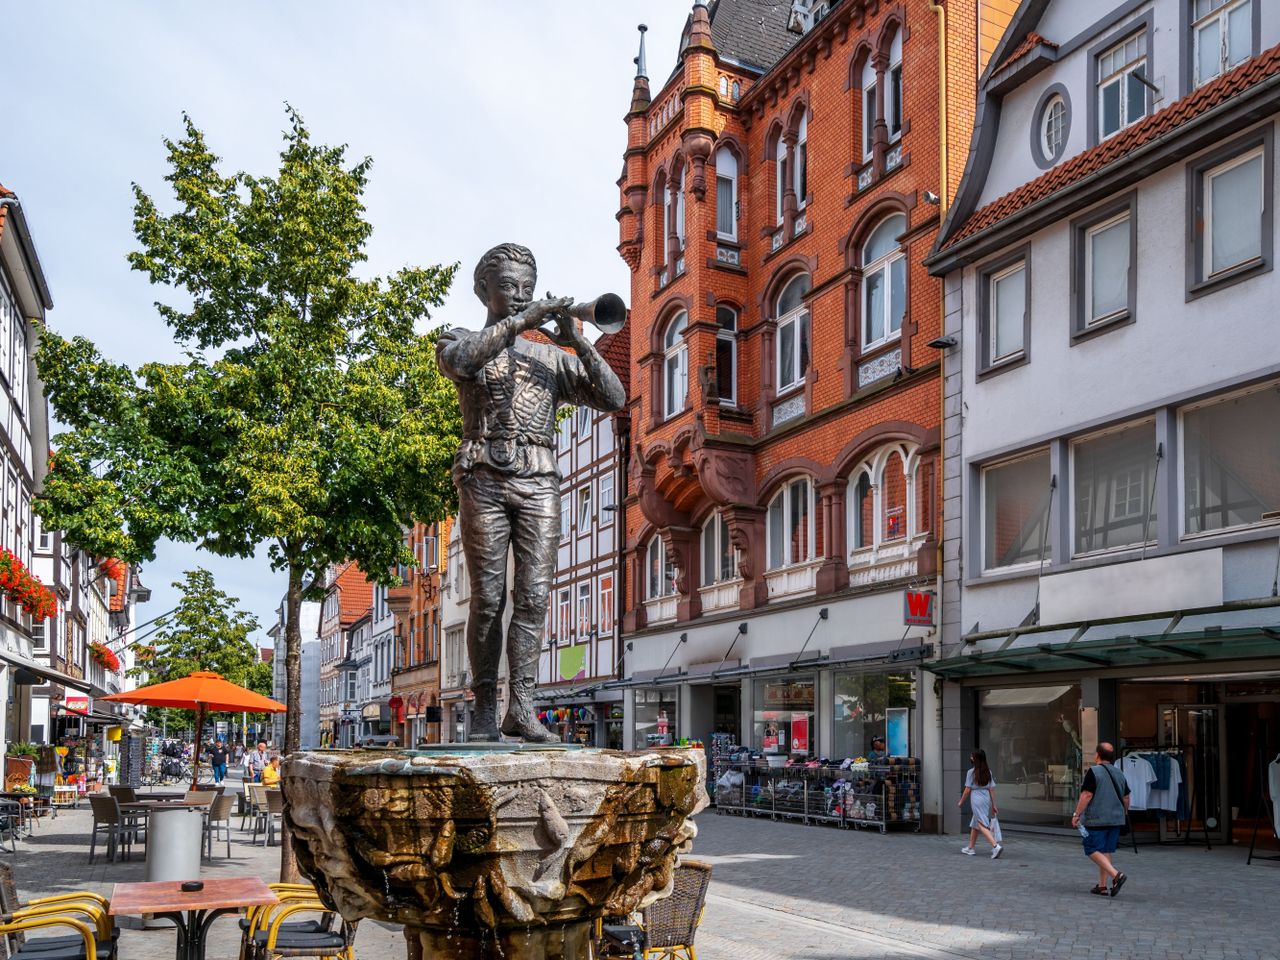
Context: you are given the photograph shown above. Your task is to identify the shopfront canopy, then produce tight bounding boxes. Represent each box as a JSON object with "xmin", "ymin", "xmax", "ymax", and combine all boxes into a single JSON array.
[
  {"xmin": 0, "ymin": 650, "xmax": 93, "ymax": 693},
  {"xmin": 927, "ymin": 604, "xmax": 1280, "ymax": 680}
]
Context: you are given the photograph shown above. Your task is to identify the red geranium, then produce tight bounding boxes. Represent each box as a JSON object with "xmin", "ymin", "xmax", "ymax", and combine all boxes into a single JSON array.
[
  {"xmin": 88, "ymin": 641, "xmax": 121, "ymax": 673},
  {"xmin": 0, "ymin": 548, "xmax": 57, "ymax": 623}
]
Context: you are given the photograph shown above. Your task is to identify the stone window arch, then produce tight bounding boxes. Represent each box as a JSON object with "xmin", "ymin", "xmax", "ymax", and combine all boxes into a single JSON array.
[{"xmin": 845, "ymin": 442, "xmax": 933, "ymax": 584}]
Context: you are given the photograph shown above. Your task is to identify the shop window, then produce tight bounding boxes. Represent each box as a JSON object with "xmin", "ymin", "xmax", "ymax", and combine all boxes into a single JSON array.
[
  {"xmin": 861, "ymin": 214, "xmax": 907, "ymax": 350},
  {"xmin": 1192, "ymin": 0, "xmax": 1253, "ymax": 88},
  {"xmin": 775, "ymin": 273, "xmax": 811, "ymax": 394},
  {"xmin": 715, "ymin": 305, "xmax": 737, "ymax": 406},
  {"xmin": 663, "ymin": 312, "xmax": 688, "ymax": 419},
  {"xmin": 1072, "ymin": 419, "xmax": 1159, "ymax": 555},
  {"xmin": 635, "ymin": 687, "xmax": 678, "ymax": 747},
  {"xmin": 1096, "ymin": 31, "xmax": 1149, "ymax": 142},
  {"xmin": 1181, "ymin": 380, "xmax": 1280, "ymax": 535},
  {"xmin": 981, "ymin": 450, "xmax": 1052, "ymax": 572},
  {"xmin": 646, "ymin": 538, "xmax": 676, "ymax": 599},
  {"xmin": 833, "ymin": 671, "xmax": 916, "ymax": 760},
  {"xmin": 701, "ymin": 511, "xmax": 737, "ymax": 586},
  {"xmin": 977, "ymin": 684, "xmax": 1082, "ymax": 827},
  {"xmin": 715, "ymin": 147, "xmax": 738, "ymax": 240},
  {"xmin": 767, "ymin": 477, "xmax": 815, "ymax": 570},
  {"xmin": 753, "ymin": 677, "xmax": 815, "ymax": 756}
]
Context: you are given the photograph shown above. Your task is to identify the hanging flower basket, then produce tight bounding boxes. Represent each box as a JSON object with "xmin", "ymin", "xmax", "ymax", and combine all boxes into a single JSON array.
[
  {"xmin": 0, "ymin": 548, "xmax": 57, "ymax": 622},
  {"xmin": 89, "ymin": 641, "xmax": 121, "ymax": 673}
]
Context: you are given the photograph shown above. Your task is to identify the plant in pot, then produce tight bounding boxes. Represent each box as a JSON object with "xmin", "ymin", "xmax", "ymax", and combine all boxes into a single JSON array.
[{"xmin": 5, "ymin": 742, "xmax": 38, "ymax": 792}]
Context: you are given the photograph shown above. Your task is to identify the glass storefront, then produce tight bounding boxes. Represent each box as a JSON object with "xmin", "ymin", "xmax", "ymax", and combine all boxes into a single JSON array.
[
  {"xmin": 833, "ymin": 670, "xmax": 917, "ymax": 759},
  {"xmin": 635, "ymin": 687, "xmax": 679, "ymax": 747},
  {"xmin": 752, "ymin": 677, "xmax": 815, "ymax": 756},
  {"xmin": 977, "ymin": 683, "xmax": 1082, "ymax": 827}
]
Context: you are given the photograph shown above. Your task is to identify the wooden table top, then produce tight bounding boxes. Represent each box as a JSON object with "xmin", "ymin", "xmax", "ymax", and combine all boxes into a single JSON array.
[{"xmin": 109, "ymin": 878, "xmax": 278, "ymax": 915}]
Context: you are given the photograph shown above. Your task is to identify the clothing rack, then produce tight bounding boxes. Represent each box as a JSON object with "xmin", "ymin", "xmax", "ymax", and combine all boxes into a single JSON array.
[
  {"xmin": 1246, "ymin": 746, "xmax": 1280, "ymax": 866},
  {"xmin": 1121, "ymin": 744, "xmax": 1211, "ymax": 852}
]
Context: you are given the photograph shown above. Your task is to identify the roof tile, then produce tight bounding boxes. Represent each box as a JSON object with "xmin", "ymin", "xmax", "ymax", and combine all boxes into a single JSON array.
[
  {"xmin": 993, "ymin": 32, "xmax": 1058, "ymax": 74},
  {"xmin": 946, "ymin": 44, "xmax": 1280, "ymax": 250}
]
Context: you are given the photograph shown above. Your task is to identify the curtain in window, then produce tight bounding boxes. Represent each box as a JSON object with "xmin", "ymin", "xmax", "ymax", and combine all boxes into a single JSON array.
[
  {"xmin": 716, "ymin": 176, "xmax": 734, "ymax": 236},
  {"xmin": 1089, "ymin": 217, "xmax": 1130, "ymax": 321},
  {"xmin": 1210, "ymin": 153, "xmax": 1262, "ymax": 274},
  {"xmin": 993, "ymin": 266, "xmax": 1025, "ymax": 359}
]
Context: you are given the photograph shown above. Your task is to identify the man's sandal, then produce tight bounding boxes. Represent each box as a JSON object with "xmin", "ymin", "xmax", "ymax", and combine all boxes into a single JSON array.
[
  {"xmin": 1090, "ymin": 885, "xmax": 1109, "ymax": 895},
  {"xmin": 1110, "ymin": 873, "xmax": 1127, "ymax": 897}
]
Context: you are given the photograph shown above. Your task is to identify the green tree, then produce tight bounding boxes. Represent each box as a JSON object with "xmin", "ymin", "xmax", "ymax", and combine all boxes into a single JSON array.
[
  {"xmin": 134, "ymin": 568, "xmax": 262, "ymax": 733},
  {"xmin": 35, "ymin": 108, "xmax": 460, "ymax": 878}
]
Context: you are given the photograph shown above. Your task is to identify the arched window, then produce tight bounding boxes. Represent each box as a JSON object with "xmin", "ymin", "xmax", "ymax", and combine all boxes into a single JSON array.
[
  {"xmin": 887, "ymin": 27, "xmax": 904, "ymax": 143},
  {"xmin": 716, "ymin": 305, "xmax": 738, "ymax": 406},
  {"xmin": 862, "ymin": 214, "xmax": 906, "ymax": 349},
  {"xmin": 719, "ymin": 76, "xmax": 729, "ymax": 97},
  {"xmin": 701, "ymin": 511, "xmax": 737, "ymax": 585},
  {"xmin": 775, "ymin": 134, "xmax": 788, "ymax": 225},
  {"xmin": 861, "ymin": 29, "xmax": 904, "ymax": 161},
  {"xmin": 795, "ymin": 112, "xmax": 808, "ymax": 210},
  {"xmin": 646, "ymin": 538, "xmax": 676, "ymax": 599},
  {"xmin": 775, "ymin": 274, "xmax": 811, "ymax": 393},
  {"xmin": 767, "ymin": 477, "xmax": 816, "ymax": 569},
  {"xmin": 731, "ymin": 80, "xmax": 741, "ymax": 100},
  {"xmin": 663, "ymin": 312, "xmax": 688, "ymax": 419},
  {"xmin": 715, "ymin": 147, "xmax": 738, "ymax": 240},
  {"xmin": 675, "ymin": 166, "xmax": 686, "ymax": 246},
  {"xmin": 846, "ymin": 444, "xmax": 930, "ymax": 576},
  {"xmin": 861, "ymin": 56, "xmax": 877, "ymax": 161}
]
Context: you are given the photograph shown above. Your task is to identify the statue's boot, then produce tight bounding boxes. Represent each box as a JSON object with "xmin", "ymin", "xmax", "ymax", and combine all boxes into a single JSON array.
[
  {"xmin": 469, "ymin": 681, "xmax": 501, "ymax": 742},
  {"xmin": 501, "ymin": 676, "xmax": 560, "ymax": 744}
]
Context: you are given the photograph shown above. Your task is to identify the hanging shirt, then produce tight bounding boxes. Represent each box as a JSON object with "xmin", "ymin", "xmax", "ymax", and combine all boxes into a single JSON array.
[
  {"xmin": 1120, "ymin": 755, "xmax": 1157, "ymax": 811},
  {"xmin": 1148, "ymin": 756, "xmax": 1183, "ymax": 813}
]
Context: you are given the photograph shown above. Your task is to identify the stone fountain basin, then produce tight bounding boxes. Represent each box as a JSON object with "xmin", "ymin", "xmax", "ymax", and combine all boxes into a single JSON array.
[{"xmin": 282, "ymin": 744, "xmax": 707, "ymax": 933}]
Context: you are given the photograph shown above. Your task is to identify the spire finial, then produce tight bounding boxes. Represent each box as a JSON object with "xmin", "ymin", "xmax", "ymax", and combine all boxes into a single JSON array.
[{"xmin": 636, "ymin": 24, "xmax": 648, "ymax": 79}]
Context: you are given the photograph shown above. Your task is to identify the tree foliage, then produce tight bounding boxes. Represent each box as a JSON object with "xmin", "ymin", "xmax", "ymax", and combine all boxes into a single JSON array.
[
  {"xmin": 34, "ymin": 107, "xmax": 461, "ymax": 877},
  {"xmin": 133, "ymin": 568, "xmax": 262, "ymax": 732}
]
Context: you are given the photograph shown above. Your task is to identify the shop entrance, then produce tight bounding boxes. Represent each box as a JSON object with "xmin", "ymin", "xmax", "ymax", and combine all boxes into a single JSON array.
[
  {"xmin": 1157, "ymin": 701, "xmax": 1225, "ymax": 843},
  {"xmin": 712, "ymin": 685, "xmax": 740, "ymax": 740}
]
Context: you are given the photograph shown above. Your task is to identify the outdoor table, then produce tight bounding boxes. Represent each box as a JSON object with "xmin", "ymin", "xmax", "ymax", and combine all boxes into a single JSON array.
[
  {"xmin": 0, "ymin": 793, "xmax": 49, "ymax": 833},
  {"xmin": 110, "ymin": 877, "xmax": 278, "ymax": 960}
]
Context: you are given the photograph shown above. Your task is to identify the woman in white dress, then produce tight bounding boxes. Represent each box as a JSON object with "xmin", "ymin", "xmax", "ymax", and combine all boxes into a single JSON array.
[{"xmin": 958, "ymin": 748, "xmax": 1002, "ymax": 859}]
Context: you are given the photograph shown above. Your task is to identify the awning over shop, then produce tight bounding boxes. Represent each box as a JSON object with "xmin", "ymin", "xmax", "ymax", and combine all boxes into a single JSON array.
[
  {"xmin": 0, "ymin": 650, "xmax": 94, "ymax": 693},
  {"xmin": 361, "ymin": 702, "xmax": 389, "ymax": 721},
  {"xmin": 927, "ymin": 604, "xmax": 1280, "ymax": 680}
]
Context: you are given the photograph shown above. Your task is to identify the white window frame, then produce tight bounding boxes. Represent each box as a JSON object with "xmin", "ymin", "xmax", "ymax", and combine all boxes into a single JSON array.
[
  {"xmin": 1040, "ymin": 95, "xmax": 1067, "ymax": 161},
  {"xmin": 701, "ymin": 511, "xmax": 738, "ymax": 586},
  {"xmin": 663, "ymin": 312, "xmax": 688, "ymax": 419},
  {"xmin": 576, "ymin": 405, "xmax": 590, "ymax": 438},
  {"xmin": 861, "ymin": 214, "xmax": 907, "ymax": 350},
  {"xmin": 766, "ymin": 478, "xmax": 816, "ymax": 571},
  {"xmin": 775, "ymin": 135, "xmax": 789, "ymax": 225},
  {"xmin": 577, "ymin": 485, "xmax": 592, "ymax": 531},
  {"xmin": 716, "ymin": 305, "xmax": 738, "ymax": 407},
  {"xmin": 646, "ymin": 538, "xmax": 676, "ymax": 599},
  {"xmin": 1202, "ymin": 145, "xmax": 1264, "ymax": 279},
  {"xmin": 794, "ymin": 113, "xmax": 808, "ymax": 211},
  {"xmin": 979, "ymin": 449, "xmax": 1052, "ymax": 573},
  {"xmin": 846, "ymin": 443, "xmax": 923, "ymax": 555},
  {"xmin": 557, "ymin": 588, "xmax": 571, "ymax": 640},
  {"xmin": 988, "ymin": 261, "xmax": 1028, "ymax": 364},
  {"xmin": 861, "ymin": 57, "xmax": 877, "ymax": 162},
  {"xmin": 599, "ymin": 475, "xmax": 615, "ymax": 525},
  {"xmin": 1069, "ymin": 418, "xmax": 1158, "ymax": 558},
  {"xmin": 775, "ymin": 276, "xmax": 810, "ymax": 395},
  {"xmin": 576, "ymin": 582, "xmax": 592, "ymax": 637},
  {"xmin": 886, "ymin": 28, "xmax": 904, "ymax": 143},
  {"xmin": 1096, "ymin": 32, "xmax": 1148, "ymax": 141},
  {"xmin": 715, "ymin": 147, "xmax": 738, "ymax": 241},
  {"xmin": 1193, "ymin": 0, "xmax": 1253, "ymax": 87},
  {"xmin": 558, "ymin": 415, "xmax": 572, "ymax": 451},
  {"xmin": 598, "ymin": 573, "xmax": 614, "ymax": 635},
  {"xmin": 1082, "ymin": 210, "xmax": 1132, "ymax": 327},
  {"xmin": 559, "ymin": 494, "xmax": 571, "ymax": 541}
]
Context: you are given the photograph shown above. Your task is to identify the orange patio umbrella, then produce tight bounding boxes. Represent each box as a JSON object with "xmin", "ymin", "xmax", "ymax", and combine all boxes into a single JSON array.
[{"xmin": 101, "ymin": 671, "xmax": 286, "ymax": 789}]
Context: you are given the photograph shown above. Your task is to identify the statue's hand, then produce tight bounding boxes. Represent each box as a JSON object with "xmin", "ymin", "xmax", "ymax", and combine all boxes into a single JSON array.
[{"xmin": 515, "ymin": 295, "xmax": 574, "ymax": 330}]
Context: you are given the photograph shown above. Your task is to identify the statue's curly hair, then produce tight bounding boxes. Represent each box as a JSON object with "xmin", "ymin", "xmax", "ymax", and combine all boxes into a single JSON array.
[{"xmin": 473, "ymin": 243, "xmax": 537, "ymax": 303}]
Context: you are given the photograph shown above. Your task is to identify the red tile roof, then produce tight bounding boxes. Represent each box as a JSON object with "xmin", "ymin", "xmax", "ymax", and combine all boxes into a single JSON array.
[
  {"xmin": 108, "ymin": 565, "xmax": 128, "ymax": 613},
  {"xmin": 946, "ymin": 44, "xmax": 1280, "ymax": 251},
  {"xmin": 334, "ymin": 562, "xmax": 374, "ymax": 627},
  {"xmin": 993, "ymin": 32, "xmax": 1057, "ymax": 75},
  {"xmin": 593, "ymin": 314, "xmax": 631, "ymax": 396}
]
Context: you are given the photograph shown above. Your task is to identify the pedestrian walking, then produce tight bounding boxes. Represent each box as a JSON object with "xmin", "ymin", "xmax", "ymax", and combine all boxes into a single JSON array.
[
  {"xmin": 245, "ymin": 740, "xmax": 269, "ymax": 783},
  {"xmin": 1071, "ymin": 741, "xmax": 1131, "ymax": 897},
  {"xmin": 958, "ymin": 748, "xmax": 1002, "ymax": 859},
  {"xmin": 209, "ymin": 740, "xmax": 229, "ymax": 784}
]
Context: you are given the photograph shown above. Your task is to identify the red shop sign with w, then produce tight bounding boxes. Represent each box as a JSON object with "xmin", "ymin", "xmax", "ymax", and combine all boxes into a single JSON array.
[{"xmin": 903, "ymin": 590, "xmax": 935, "ymax": 627}]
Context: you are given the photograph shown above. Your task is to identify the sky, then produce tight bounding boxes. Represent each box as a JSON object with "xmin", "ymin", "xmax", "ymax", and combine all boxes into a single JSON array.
[{"xmin": 1, "ymin": 0, "xmax": 697, "ymax": 647}]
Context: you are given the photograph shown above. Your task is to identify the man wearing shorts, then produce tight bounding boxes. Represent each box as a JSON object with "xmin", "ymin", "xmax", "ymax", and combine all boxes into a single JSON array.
[{"xmin": 1071, "ymin": 741, "xmax": 1131, "ymax": 897}]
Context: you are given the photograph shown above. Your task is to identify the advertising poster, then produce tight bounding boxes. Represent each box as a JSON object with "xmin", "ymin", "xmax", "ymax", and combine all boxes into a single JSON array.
[
  {"xmin": 791, "ymin": 713, "xmax": 810, "ymax": 754},
  {"xmin": 887, "ymin": 707, "xmax": 909, "ymax": 757}
]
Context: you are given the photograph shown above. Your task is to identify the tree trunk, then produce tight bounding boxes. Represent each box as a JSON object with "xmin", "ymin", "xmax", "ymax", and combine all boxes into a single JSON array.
[{"xmin": 279, "ymin": 561, "xmax": 304, "ymax": 883}]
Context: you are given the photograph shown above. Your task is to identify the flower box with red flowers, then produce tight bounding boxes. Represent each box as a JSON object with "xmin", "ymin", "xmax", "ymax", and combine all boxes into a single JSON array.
[
  {"xmin": 0, "ymin": 548, "xmax": 57, "ymax": 623},
  {"xmin": 88, "ymin": 641, "xmax": 121, "ymax": 673}
]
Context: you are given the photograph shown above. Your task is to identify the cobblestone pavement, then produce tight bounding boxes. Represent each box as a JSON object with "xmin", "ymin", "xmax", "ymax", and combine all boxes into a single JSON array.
[{"xmin": 7, "ymin": 795, "xmax": 1279, "ymax": 959}]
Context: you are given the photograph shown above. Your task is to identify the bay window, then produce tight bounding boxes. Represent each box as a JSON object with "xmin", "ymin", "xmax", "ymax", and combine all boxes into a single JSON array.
[
  {"xmin": 701, "ymin": 511, "xmax": 737, "ymax": 585},
  {"xmin": 1182, "ymin": 380, "xmax": 1280, "ymax": 535},
  {"xmin": 861, "ymin": 214, "xmax": 906, "ymax": 349},
  {"xmin": 767, "ymin": 477, "xmax": 815, "ymax": 569},
  {"xmin": 663, "ymin": 312, "xmax": 688, "ymax": 418},
  {"xmin": 716, "ymin": 305, "xmax": 737, "ymax": 405},
  {"xmin": 1072, "ymin": 420, "xmax": 1158, "ymax": 555},
  {"xmin": 982, "ymin": 450, "xmax": 1052, "ymax": 571},
  {"xmin": 775, "ymin": 274, "xmax": 811, "ymax": 394}
]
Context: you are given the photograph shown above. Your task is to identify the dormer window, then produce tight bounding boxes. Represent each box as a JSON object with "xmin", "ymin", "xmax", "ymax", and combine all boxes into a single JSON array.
[
  {"xmin": 1193, "ymin": 0, "xmax": 1253, "ymax": 87},
  {"xmin": 1097, "ymin": 32, "xmax": 1149, "ymax": 141}
]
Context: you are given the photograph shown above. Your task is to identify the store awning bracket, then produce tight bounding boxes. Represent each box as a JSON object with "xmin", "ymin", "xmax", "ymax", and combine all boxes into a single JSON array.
[
  {"xmin": 1136, "ymin": 637, "xmax": 1205, "ymax": 660},
  {"xmin": 788, "ymin": 608, "xmax": 829, "ymax": 670},
  {"xmin": 1037, "ymin": 643, "xmax": 1111, "ymax": 666},
  {"xmin": 710, "ymin": 623, "xmax": 749, "ymax": 678}
]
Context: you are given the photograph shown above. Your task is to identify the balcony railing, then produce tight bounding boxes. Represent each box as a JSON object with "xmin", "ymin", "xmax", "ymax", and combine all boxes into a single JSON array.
[
  {"xmin": 644, "ymin": 596, "xmax": 678, "ymax": 625},
  {"xmin": 848, "ymin": 535, "xmax": 925, "ymax": 587},
  {"xmin": 764, "ymin": 559, "xmax": 822, "ymax": 601},
  {"xmin": 699, "ymin": 579, "xmax": 742, "ymax": 614}
]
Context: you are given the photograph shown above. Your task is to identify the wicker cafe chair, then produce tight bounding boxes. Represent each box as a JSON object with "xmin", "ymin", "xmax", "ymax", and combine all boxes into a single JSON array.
[
  {"xmin": 0, "ymin": 862, "xmax": 117, "ymax": 960},
  {"xmin": 639, "ymin": 859, "xmax": 712, "ymax": 960}
]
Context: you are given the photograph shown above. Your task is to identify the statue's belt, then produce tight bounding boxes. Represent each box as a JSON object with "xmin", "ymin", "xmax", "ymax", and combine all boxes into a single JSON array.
[{"xmin": 462, "ymin": 433, "xmax": 555, "ymax": 449}]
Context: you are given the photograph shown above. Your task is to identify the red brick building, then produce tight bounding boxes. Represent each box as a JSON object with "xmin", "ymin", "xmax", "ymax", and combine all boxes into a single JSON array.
[
  {"xmin": 388, "ymin": 519, "xmax": 450, "ymax": 745},
  {"xmin": 613, "ymin": 0, "xmax": 1011, "ymax": 827}
]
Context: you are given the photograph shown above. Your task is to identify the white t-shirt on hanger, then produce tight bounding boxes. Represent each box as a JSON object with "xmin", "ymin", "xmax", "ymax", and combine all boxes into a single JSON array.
[{"xmin": 1120, "ymin": 755, "xmax": 1157, "ymax": 811}]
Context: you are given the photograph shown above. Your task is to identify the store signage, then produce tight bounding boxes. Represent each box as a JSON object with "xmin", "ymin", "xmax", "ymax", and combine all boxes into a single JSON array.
[
  {"xmin": 903, "ymin": 590, "xmax": 935, "ymax": 626},
  {"xmin": 762, "ymin": 680, "xmax": 815, "ymax": 710},
  {"xmin": 791, "ymin": 713, "xmax": 810, "ymax": 754},
  {"xmin": 65, "ymin": 696, "xmax": 90, "ymax": 714}
]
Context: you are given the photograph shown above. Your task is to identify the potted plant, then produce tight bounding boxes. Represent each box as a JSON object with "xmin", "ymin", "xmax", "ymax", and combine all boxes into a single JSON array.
[{"xmin": 5, "ymin": 742, "xmax": 38, "ymax": 791}]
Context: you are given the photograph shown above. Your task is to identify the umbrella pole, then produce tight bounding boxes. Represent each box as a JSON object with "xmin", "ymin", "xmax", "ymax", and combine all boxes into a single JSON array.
[{"xmin": 191, "ymin": 705, "xmax": 205, "ymax": 791}]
